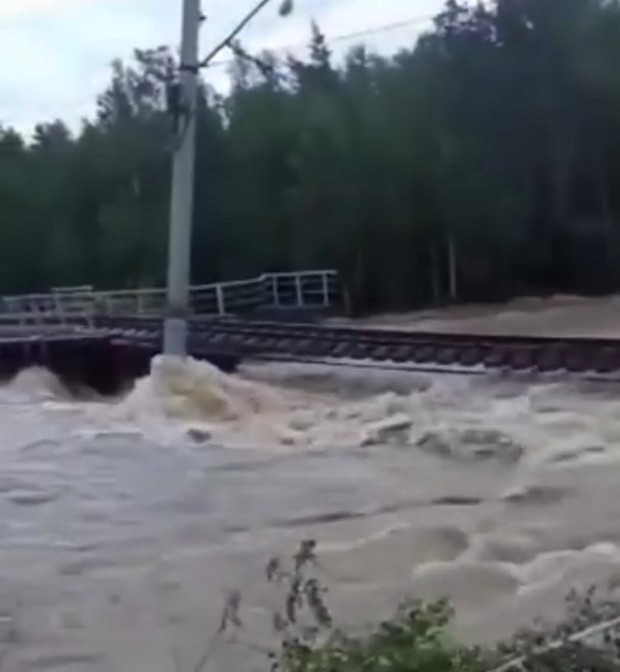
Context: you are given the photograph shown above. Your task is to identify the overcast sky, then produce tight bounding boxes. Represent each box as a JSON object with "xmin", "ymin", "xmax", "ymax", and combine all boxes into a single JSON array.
[{"xmin": 0, "ymin": 0, "xmax": 444, "ymax": 134}]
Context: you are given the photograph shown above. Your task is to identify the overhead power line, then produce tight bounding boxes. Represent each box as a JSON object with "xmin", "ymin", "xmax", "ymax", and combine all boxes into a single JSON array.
[
  {"xmin": 201, "ymin": 0, "xmax": 277, "ymax": 68},
  {"xmin": 206, "ymin": 13, "xmax": 435, "ymax": 69},
  {"xmin": 329, "ymin": 15, "xmax": 434, "ymax": 44}
]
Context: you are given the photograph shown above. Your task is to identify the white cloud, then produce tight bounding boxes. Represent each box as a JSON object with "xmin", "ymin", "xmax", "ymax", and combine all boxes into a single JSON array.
[
  {"xmin": 0, "ymin": 0, "xmax": 445, "ymax": 134},
  {"xmin": 0, "ymin": 0, "xmax": 86, "ymax": 22}
]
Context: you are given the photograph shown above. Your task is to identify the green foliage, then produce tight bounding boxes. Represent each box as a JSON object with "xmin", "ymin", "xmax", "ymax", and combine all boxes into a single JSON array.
[
  {"xmin": 218, "ymin": 541, "xmax": 485, "ymax": 672},
  {"xmin": 216, "ymin": 543, "xmax": 620, "ymax": 672},
  {"xmin": 4, "ymin": 0, "xmax": 620, "ymax": 307},
  {"xmin": 271, "ymin": 598, "xmax": 484, "ymax": 672}
]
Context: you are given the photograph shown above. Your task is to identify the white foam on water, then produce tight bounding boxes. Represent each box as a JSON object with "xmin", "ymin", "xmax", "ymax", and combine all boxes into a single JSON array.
[
  {"xmin": 126, "ymin": 355, "xmax": 285, "ymax": 420},
  {"xmin": 220, "ymin": 359, "xmax": 620, "ymax": 642},
  {"xmin": 7, "ymin": 356, "xmax": 620, "ymax": 474},
  {"xmin": 2, "ymin": 366, "xmax": 70, "ymax": 402},
  {"xmin": 93, "ymin": 355, "xmax": 322, "ymax": 448}
]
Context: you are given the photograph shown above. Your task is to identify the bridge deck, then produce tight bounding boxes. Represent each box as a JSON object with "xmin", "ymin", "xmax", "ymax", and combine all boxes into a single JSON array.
[
  {"xmin": 0, "ymin": 316, "xmax": 619, "ymax": 395},
  {"xmin": 0, "ymin": 328, "xmax": 104, "ymax": 342}
]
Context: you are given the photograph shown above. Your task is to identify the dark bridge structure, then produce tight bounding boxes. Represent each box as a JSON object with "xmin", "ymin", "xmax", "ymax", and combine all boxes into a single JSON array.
[
  {"xmin": 0, "ymin": 271, "xmax": 340, "ymax": 392},
  {"xmin": 2, "ymin": 270, "xmax": 620, "ymax": 392}
]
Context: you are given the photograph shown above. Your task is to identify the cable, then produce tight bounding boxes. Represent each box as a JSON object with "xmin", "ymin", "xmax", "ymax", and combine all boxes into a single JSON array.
[
  {"xmin": 200, "ymin": 0, "xmax": 283, "ymax": 68},
  {"xmin": 328, "ymin": 15, "xmax": 434, "ymax": 44},
  {"xmin": 205, "ymin": 13, "xmax": 434, "ymax": 69},
  {"xmin": 229, "ymin": 41, "xmax": 284, "ymax": 80}
]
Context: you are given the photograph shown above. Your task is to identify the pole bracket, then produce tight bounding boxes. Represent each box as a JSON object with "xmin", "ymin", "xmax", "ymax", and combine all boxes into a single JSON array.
[{"xmin": 179, "ymin": 62, "xmax": 200, "ymax": 73}]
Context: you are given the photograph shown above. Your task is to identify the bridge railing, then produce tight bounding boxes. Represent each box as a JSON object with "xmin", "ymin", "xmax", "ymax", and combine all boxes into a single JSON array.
[{"xmin": 0, "ymin": 270, "xmax": 339, "ymax": 319}]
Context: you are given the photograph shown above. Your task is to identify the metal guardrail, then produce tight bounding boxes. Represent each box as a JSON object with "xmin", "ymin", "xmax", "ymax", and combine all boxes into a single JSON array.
[{"xmin": 0, "ymin": 270, "xmax": 339, "ymax": 320}]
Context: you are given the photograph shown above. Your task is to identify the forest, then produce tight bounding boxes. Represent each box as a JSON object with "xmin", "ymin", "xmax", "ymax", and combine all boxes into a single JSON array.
[{"xmin": 2, "ymin": 0, "xmax": 620, "ymax": 312}]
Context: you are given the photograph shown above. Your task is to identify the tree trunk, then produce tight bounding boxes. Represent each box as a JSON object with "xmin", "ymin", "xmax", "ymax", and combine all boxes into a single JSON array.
[
  {"xmin": 598, "ymin": 167, "xmax": 616, "ymax": 285},
  {"xmin": 429, "ymin": 244, "xmax": 442, "ymax": 304},
  {"xmin": 551, "ymin": 125, "xmax": 572, "ymax": 225},
  {"xmin": 447, "ymin": 233, "xmax": 458, "ymax": 302},
  {"xmin": 353, "ymin": 245, "xmax": 365, "ymax": 314}
]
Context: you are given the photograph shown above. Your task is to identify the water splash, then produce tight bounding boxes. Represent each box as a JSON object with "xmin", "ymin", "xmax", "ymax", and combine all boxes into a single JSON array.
[
  {"xmin": 3, "ymin": 367, "xmax": 70, "ymax": 402},
  {"xmin": 118, "ymin": 355, "xmax": 284, "ymax": 422}
]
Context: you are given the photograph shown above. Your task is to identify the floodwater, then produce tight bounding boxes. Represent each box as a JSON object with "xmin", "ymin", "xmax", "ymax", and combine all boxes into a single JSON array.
[
  {"xmin": 330, "ymin": 292, "xmax": 620, "ymax": 337},
  {"xmin": 3, "ymin": 297, "xmax": 620, "ymax": 671}
]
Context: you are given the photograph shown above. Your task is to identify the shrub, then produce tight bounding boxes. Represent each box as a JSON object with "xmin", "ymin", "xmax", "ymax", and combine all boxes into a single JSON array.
[{"xmin": 208, "ymin": 541, "xmax": 620, "ymax": 672}]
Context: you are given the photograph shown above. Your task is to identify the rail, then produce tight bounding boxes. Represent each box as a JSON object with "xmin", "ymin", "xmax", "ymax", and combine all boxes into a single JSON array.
[
  {"xmin": 0, "ymin": 270, "xmax": 339, "ymax": 319},
  {"xmin": 1, "ymin": 312, "xmax": 620, "ymax": 378}
]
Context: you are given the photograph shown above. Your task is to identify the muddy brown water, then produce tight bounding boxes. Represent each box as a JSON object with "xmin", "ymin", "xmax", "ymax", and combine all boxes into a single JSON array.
[{"xmin": 2, "ymin": 339, "xmax": 620, "ymax": 670}]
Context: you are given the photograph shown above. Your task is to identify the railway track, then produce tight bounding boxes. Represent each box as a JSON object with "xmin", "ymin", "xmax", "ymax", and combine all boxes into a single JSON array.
[{"xmin": 96, "ymin": 316, "xmax": 620, "ymax": 375}]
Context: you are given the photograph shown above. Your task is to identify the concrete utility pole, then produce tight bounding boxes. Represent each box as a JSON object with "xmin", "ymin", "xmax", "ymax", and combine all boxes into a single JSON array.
[
  {"xmin": 163, "ymin": 0, "xmax": 287, "ymax": 356},
  {"xmin": 163, "ymin": 0, "xmax": 202, "ymax": 356}
]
